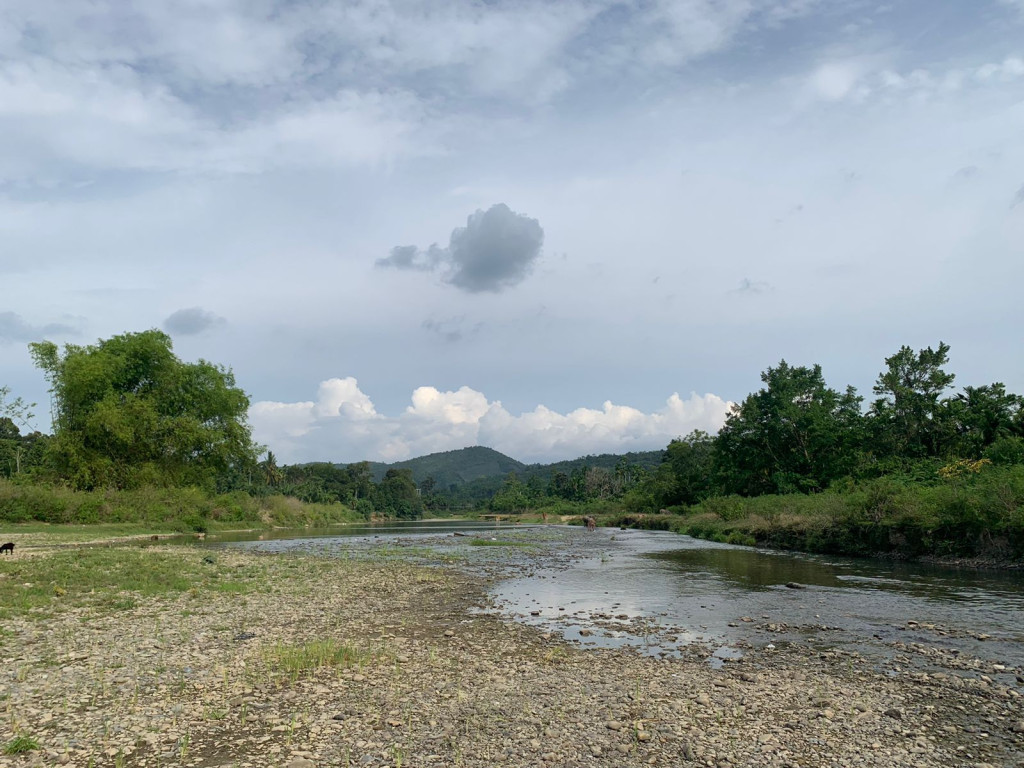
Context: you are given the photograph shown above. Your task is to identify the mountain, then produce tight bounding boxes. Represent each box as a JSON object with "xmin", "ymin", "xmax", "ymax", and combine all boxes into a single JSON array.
[
  {"xmin": 345, "ymin": 445, "xmax": 664, "ymax": 490},
  {"xmin": 519, "ymin": 450, "xmax": 664, "ymax": 481},
  {"xmin": 356, "ymin": 446, "xmax": 526, "ymax": 489}
]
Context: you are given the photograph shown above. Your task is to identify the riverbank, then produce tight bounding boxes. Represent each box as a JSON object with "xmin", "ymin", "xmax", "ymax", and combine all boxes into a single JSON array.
[
  {"xmin": 0, "ymin": 480, "xmax": 366, "ymax": 531},
  {"xmin": 1, "ymin": 533, "xmax": 1022, "ymax": 767}
]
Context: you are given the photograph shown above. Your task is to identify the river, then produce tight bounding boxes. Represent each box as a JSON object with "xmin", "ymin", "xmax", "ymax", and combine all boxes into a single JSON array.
[{"xmin": 216, "ymin": 520, "xmax": 1024, "ymax": 682}]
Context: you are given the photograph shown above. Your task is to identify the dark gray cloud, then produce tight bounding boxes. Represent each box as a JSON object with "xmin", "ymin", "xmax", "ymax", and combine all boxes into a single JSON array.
[
  {"xmin": 953, "ymin": 165, "xmax": 980, "ymax": 181},
  {"xmin": 733, "ymin": 278, "xmax": 772, "ymax": 295},
  {"xmin": 163, "ymin": 307, "xmax": 226, "ymax": 336},
  {"xmin": 446, "ymin": 204, "xmax": 544, "ymax": 292},
  {"xmin": 380, "ymin": 204, "xmax": 544, "ymax": 293},
  {"xmin": 375, "ymin": 244, "xmax": 445, "ymax": 271},
  {"xmin": 422, "ymin": 316, "xmax": 483, "ymax": 343},
  {"xmin": 1012, "ymin": 184, "xmax": 1024, "ymax": 209},
  {"xmin": 0, "ymin": 311, "xmax": 79, "ymax": 343}
]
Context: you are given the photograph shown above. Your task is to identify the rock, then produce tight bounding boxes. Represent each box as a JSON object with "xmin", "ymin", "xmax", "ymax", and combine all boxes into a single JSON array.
[
  {"xmin": 636, "ymin": 731, "xmax": 652, "ymax": 742},
  {"xmin": 884, "ymin": 709, "xmax": 903, "ymax": 720},
  {"xmin": 589, "ymin": 745, "xmax": 602, "ymax": 756},
  {"xmin": 287, "ymin": 759, "xmax": 315, "ymax": 768},
  {"xmin": 605, "ymin": 721, "xmax": 623, "ymax": 731},
  {"xmin": 785, "ymin": 582, "xmax": 807, "ymax": 590}
]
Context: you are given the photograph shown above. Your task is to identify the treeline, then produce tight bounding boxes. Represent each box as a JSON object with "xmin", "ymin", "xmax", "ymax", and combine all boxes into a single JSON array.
[
  {"xmin": 265, "ymin": 460, "xmax": 423, "ymax": 520},
  {"xmin": 629, "ymin": 342, "xmax": 1023, "ymax": 509},
  {"xmin": 614, "ymin": 342, "xmax": 1024, "ymax": 560},
  {"xmin": 0, "ymin": 331, "xmax": 438, "ymax": 524}
]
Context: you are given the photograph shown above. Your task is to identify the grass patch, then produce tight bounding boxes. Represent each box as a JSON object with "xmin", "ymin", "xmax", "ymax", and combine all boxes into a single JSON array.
[
  {"xmin": 0, "ymin": 547, "xmax": 262, "ymax": 619},
  {"xmin": 265, "ymin": 639, "xmax": 368, "ymax": 682},
  {"xmin": 0, "ymin": 479, "xmax": 363, "ymax": 530},
  {"xmin": 3, "ymin": 734, "xmax": 40, "ymax": 755},
  {"xmin": 468, "ymin": 538, "xmax": 532, "ymax": 548}
]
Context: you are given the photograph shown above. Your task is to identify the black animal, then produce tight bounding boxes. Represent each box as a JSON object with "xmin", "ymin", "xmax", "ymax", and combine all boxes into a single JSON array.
[{"xmin": 0, "ymin": 542, "xmax": 14, "ymax": 555}]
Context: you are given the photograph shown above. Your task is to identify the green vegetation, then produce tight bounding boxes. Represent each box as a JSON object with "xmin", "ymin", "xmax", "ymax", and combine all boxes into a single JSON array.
[
  {"xmin": 29, "ymin": 330, "xmax": 260, "ymax": 490},
  {"xmin": 4, "ymin": 331, "xmax": 1023, "ymax": 563},
  {"xmin": 612, "ymin": 342, "xmax": 1024, "ymax": 561},
  {"xmin": 0, "ymin": 548, "xmax": 264, "ymax": 619},
  {"xmin": 468, "ymin": 538, "xmax": 532, "ymax": 547},
  {"xmin": 0, "ymin": 479, "xmax": 361, "ymax": 529},
  {"xmin": 264, "ymin": 639, "xmax": 369, "ymax": 682},
  {"xmin": 3, "ymin": 734, "xmax": 40, "ymax": 755}
]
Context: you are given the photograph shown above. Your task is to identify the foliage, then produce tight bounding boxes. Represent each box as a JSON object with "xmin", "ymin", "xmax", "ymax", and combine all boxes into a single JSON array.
[
  {"xmin": 3, "ymin": 735, "xmax": 40, "ymax": 755},
  {"xmin": 0, "ymin": 478, "xmax": 360, "ymax": 528},
  {"xmin": 29, "ymin": 330, "xmax": 261, "ymax": 490},
  {"xmin": 713, "ymin": 361, "xmax": 864, "ymax": 495},
  {"xmin": 373, "ymin": 468, "xmax": 423, "ymax": 519},
  {"xmin": 869, "ymin": 342, "xmax": 956, "ymax": 459}
]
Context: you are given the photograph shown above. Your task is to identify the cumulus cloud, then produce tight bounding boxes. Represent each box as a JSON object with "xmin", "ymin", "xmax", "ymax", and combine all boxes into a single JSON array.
[
  {"xmin": 163, "ymin": 307, "xmax": 226, "ymax": 336},
  {"xmin": 249, "ymin": 378, "xmax": 732, "ymax": 464},
  {"xmin": 379, "ymin": 204, "xmax": 544, "ymax": 293},
  {"xmin": 0, "ymin": 311, "xmax": 79, "ymax": 343}
]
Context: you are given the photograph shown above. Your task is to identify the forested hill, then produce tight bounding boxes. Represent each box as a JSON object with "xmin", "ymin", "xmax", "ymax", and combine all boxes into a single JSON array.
[
  {"xmin": 346, "ymin": 446, "xmax": 663, "ymax": 488},
  {"xmin": 355, "ymin": 446, "xmax": 526, "ymax": 487},
  {"xmin": 519, "ymin": 450, "xmax": 663, "ymax": 482}
]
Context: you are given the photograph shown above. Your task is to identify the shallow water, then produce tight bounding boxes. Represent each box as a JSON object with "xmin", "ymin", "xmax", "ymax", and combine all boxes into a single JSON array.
[
  {"xmin": 216, "ymin": 521, "xmax": 1024, "ymax": 676},
  {"xmin": 488, "ymin": 528, "xmax": 1024, "ymax": 676}
]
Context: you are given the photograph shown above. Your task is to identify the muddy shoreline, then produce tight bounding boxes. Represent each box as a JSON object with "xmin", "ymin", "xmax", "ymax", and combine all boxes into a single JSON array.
[{"xmin": 1, "ymin": 534, "xmax": 1022, "ymax": 767}]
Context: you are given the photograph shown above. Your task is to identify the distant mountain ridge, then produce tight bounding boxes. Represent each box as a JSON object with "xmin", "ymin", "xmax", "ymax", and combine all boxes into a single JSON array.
[{"xmin": 345, "ymin": 445, "xmax": 663, "ymax": 488}]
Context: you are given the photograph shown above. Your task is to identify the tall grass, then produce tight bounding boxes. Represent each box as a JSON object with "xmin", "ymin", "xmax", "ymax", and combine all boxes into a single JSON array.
[
  {"xmin": 0, "ymin": 479, "xmax": 362, "ymax": 530},
  {"xmin": 609, "ymin": 464, "xmax": 1024, "ymax": 561}
]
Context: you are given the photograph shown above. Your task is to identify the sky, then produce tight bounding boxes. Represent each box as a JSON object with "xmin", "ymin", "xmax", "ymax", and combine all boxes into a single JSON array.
[{"xmin": 2, "ymin": 0, "xmax": 1023, "ymax": 465}]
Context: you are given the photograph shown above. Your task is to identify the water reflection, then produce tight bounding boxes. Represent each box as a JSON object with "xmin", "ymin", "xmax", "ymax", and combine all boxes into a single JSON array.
[{"xmin": 490, "ymin": 530, "xmax": 1024, "ymax": 669}]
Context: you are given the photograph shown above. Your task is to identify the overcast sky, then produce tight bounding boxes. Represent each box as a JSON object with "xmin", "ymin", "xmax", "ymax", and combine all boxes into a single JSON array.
[{"xmin": 2, "ymin": 0, "xmax": 1023, "ymax": 464}]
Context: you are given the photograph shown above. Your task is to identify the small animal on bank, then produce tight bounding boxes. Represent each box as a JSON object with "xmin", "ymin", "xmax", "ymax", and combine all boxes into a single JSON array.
[{"xmin": 0, "ymin": 542, "xmax": 14, "ymax": 555}]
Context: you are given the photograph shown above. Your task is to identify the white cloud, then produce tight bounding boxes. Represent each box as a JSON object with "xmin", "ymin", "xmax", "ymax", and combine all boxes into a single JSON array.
[
  {"xmin": 806, "ymin": 60, "xmax": 870, "ymax": 101},
  {"xmin": 249, "ymin": 378, "xmax": 733, "ymax": 464},
  {"xmin": 803, "ymin": 54, "xmax": 1024, "ymax": 106}
]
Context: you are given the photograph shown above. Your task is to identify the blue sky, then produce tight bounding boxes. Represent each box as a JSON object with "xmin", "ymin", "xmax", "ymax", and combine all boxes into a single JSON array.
[{"xmin": 2, "ymin": 0, "xmax": 1022, "ymax": 463}]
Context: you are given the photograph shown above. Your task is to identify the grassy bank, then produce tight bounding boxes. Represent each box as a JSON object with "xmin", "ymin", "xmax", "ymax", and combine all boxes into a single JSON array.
[
  {"xmin": 0, "ymin": 479, "xmax": 364, "ymax": 532},
  {"xmin": 606, "ymin": 464, "xmax": 1024, "ymax": 563}
]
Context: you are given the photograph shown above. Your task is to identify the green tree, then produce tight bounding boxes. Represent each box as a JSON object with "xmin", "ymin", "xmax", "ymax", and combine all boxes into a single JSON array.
[
  {"xmin": 490, "ymin": 472, "xmax": 531, "ymax": 512},
  {"xmin": 869, "ymin": 342, "xmax": 956, "ymax": 459},
  {"xmin": 29, "ymin": 330, "xmax": 261, "ymax": 489},
  {"xmin": 657, "ymin": 430, "xmax": 716, "ymax": 506},
  {"xmin": 374, "ymin": 468, "xmax": 422, "ymax": 519},
  {"xmin": 714, "ymin": 361, "xmax": 864, "ymax": 495},
  {"xmin": 947, "ymin": 383, "xmax": 1024, "ymax": 457},
  {"xmin": 0, "ymin": 385, "xmax": 35, "ymax": 432},
  {"xmin": 260, "ymin": 450, "xmax": 283, "ymax": 487}
]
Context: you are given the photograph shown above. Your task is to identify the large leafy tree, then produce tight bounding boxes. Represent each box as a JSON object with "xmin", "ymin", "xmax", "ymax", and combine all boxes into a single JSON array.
[
  {"xmin": 714, "ymin": 361, "xmax": 864, "ymax": 495},
  {"xmin": 29, "ymin": 330, "xmax": 261, "ymax": 489},
  {"xmin": 642, "ymin": 430, "xmax": 716, "ymax": 508},
  {"xmin": 946, "ymin": 383, "xmax": 1024, "ymax": 458},
  {"xmin": 374, "ymin": 468, "xmax": 422, "ymax": 519},
  {"xmin": 869, "ymin": 342, "xmax": 956, "ymax": 459}
]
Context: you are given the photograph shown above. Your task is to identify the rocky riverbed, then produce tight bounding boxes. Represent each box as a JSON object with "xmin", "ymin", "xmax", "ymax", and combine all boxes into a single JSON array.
[{"xmin": 1, "ymin": 536, "xmax": 1022, "ymax": 768}]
